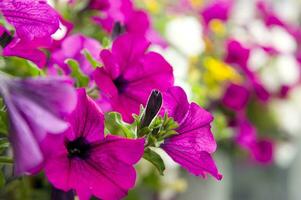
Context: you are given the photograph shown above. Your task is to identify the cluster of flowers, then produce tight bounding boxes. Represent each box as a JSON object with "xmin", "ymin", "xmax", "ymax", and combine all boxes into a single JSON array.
[
  {"xmin": 175, "ymin": 0, "xmax": 301, "ymax": 163},
  {"xmin": 0, "ymin": 0, "xmax": 222, "ymax": 199}
]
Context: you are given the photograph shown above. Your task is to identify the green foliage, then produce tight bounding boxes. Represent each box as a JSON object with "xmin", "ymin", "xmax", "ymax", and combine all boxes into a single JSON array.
[
  {"xmin": 82, "ymin": 49, "xmax": 101, "ymax": 69},
  {"xmin": 143, "ymin": 148, "xmax": 165, "ymax": 175},
  {"xmin": 105, "ymin": 112, "xmax": 135, "ymax": 138},
  {"xmin": 66, "ymin": 59, "xmax": 89, "ymax": 87}
]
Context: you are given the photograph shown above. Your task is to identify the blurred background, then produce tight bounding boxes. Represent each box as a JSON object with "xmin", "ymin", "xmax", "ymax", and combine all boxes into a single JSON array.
[{"xmin": 2, "ymin": 0, "xmax": 301, "ymax": 199}]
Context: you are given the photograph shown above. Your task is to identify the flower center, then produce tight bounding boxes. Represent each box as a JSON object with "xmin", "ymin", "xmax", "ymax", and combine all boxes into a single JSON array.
[
  {"xmin": 0, "ymin": 31, "xmax": 13, "ymax": 48},
  {"xmin": 113, "ymin": 76, "xmax": 128, "ymax": 94},
  {"xmin": 66, "ymin": 137, "xmax": 91, "ymax": 159}
]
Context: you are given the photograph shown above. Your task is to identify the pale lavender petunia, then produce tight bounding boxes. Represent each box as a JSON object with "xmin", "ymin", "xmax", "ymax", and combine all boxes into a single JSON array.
[
  {"xmin": 93, "ymin": 33, "xmax": 174, "ymax": 122},
  {"xmin": 160, "ymin": 86, "xmax": 222, "ymax": 180},
  {"xmin": 44, "ymin": 89, "xmax": 145, "ymax": 200},
  {"xmin": 49, "ymin": 34, "xmax": 102, "ymax": 76},
  {"xmin": 0, "ymin": 73, "xmax": 76, "ymax": 175}
]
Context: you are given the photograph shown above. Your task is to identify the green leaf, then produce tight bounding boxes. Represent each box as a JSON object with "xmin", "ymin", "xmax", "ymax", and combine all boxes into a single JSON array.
[
  {"xmin": 0, "ymin": 110, "xmax": 8, "ymax": 135},
  {"xmin": 105, "ymin": 112, "xmax": 135, "ymax": 138},
  {"xmin": 0, "ymin": 170, "xmax": 5, "ymax": 188},
  {"xmin": 66, "ymin": 59, "xmax": 89, "ymax": 87},
  {"xmin": 143, "ymin": 148, "xmax": 165, "ymax": 175},
  {"xmin": 82, "ymin": 49, "xmax": 101, "ymax": 69}
]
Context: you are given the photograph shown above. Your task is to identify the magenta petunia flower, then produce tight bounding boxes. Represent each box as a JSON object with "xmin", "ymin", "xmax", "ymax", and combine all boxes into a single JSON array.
[
  {"xmin": 236, "ymin": 119, "xmax": 274, "ymax": 164},
  {"xmin": 225, "ymin": 39, "xmax": 250, "ymax": 69},
  {"xmin": 93, "ymin": 33, "xmax": 174, "ymax": 122},
  {"xmin": 222, "ymin": 83, "xmax": 249, "ymax": 111},
  {"xmin": 0, "ymin": 73, "xmax": 76, "ymax": 175},
  {"xmin": 200, "ymin": 0, "xmax": 232, "ymax": 26},
  {"xmin": 44, "ymin": 89, "xmax": 145, "ymax": 200},
  {"xmin": 0, "ymin": 0, "xmax": 59, "ymax": 43},
  {"xmin": 49, "ymin": 34, "xmax": 102, "ymax": 76},
  {"xmin": 92, "ymin": 0, "xmax": 167, "ymax": 47},
  {"xmin": 0, "ymin": 25, "xmax": 48, "ymax": 68},
  {"xmin": 160, "ymin": 86, "xmax": 222, "ymax": 180}
]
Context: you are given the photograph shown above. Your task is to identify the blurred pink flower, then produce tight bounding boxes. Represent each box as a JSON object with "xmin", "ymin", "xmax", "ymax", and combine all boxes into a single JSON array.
[
  {"xmin": 200, "ymin": 0, "xmax": 233, "ymax": 26},
  {"xmin": 161, "ymin": 86, "xmax": 222, "ymax": 180},
  {"xmin": 93, "ymin": 33, "xmax": 174, "ymax": 122},
  {"xmin": 236, "ymin": 119, "xmax": 274, "ymax": 164},
  {"xmin": 49, "ymin": 34, "xmax": 102, "ymax": 76},
  {"xmin": 44, "ymin": 89, "xmax": 144, "ymax": 200},
  {"xmin": 222, "ymin": 83, "xmax": 250, "ymax": 111},
  {"xmin": 0, "ymin": 74, "xmax": 76, "ymax": 175}
]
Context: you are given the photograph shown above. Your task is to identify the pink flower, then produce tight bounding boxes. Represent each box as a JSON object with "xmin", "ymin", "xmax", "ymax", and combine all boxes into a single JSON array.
[
  {"xmin": 0, "ymin": 25, "xmax": 47, "ymax": 68},
  {"xmin": 160, "ymin": 86, "xmax": 222, "ymax": 180},
  {"xmin": 236, "ymin": 119, "xmax": 274, "ymax": 164},
  {"xmin": 93, "ymin": 33, "xmax": 174, "ymax": 122},
  {"xmin": 92, "ymin": 0, "xmax": 167, "ymax": 47},
  {"xmin": 225, "ymin": 39, "xmax": 250, "ymax": 69},
  {"xmin": 0, "ymin": 0, "xmax": 59, "ymax": 43},
  {"xmin": 44, "ymin": 89, "xmax": 145, "ymax": 200},
  {"xmin": 0, "ymin": 0, "xmax": 60, "ymax": 68},
  {"xmin": 200, "ymin": 0, "xmax": 232, "ymax": 26},
  {"xmin": 222, "ymin": 83, "xmax": 249, "ymax": 111},
  {"xmin": 0, "ymin": 74, "xmax": 76, "ymax": 175},
  {"xmin": 49, "ymin": 34, "xmax": 102, "ymax": 76}
]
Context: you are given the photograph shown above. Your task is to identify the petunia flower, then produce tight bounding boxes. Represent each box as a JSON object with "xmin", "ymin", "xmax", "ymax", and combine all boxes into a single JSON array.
[
  {"xmin": 0, "ymin": 73, "xmax": 76, "ymax": 175},
  {"xmin": 49, "ymin": 34, "xmax": 102, "ymax": 76},
  {"xmin": 92, "ymin": 0, "xmax": 167, "ymax": 47},
  {"xmin": 222, "ymin": 83, "xmax": 249, "ymax": 111},
  {"xmin": 0, "ymin": 0, "xmax": 59, "ymax": 43},
  {"xmin": 160, "ymin": 86, "xmax": 222, "ymax": 180},
  {"xmin": 200, "ymin": 0, "xmax": 232, "ymax": 26},
  {"xmin": 236, "ymin": 118, "xmax": 274, "ymax": 164},
  {"xmin": 44, "ymin": 89, "xmax": 145, "ymax": 200},
  {"xmin": 224, "ymin": 39, "xmax": 250, "ymax": 69},
  {"xmin": 93, "ymin": 33, "xmax": 174, "ymax": 122}
]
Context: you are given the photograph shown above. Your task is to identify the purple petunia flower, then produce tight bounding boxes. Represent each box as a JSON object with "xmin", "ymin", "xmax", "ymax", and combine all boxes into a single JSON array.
[
  {"xmin": 93, "ymin": 33, "xmax": 174, "ymax": 122},
  {"xmin": 160, "ymin": 86, "xmax": 222, "ymax": 180},
  {"xmin": 49, "ymin": 34, "xmax": 102, "ymax": 76},
  {"xmin": 236, "ymin": 119, "xmax": 274, "ymax": 164},
  {"xmin": 222, "ymin": 83, "xmax": 249, "ymax": 111},
  {"xmin": 0, "ymin": 73, "xmax": 76, "ymax": 175},
  {"xmin": 44, "ymin": 89, "xmax": 145, "ymax": 200}
]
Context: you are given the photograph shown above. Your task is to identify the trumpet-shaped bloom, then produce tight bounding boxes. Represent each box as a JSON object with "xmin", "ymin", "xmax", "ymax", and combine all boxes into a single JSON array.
[
  {"xmin": 44, "ymin": 89, "xmax": 145, "ymax": 200},
  {"xmin": 49, "ymin": 34, "xmax": 102, "ymax": 75},
  {"xmin": 0, "ymin": 74, "xmax": 76, "ymax": 175},
  {"xmin": 161, "ymin": 86, "xmax": 222, "ymax": 180},
  {"xmin": 93, "ymin": 33, "xmax": 174, "ymax": 122}
]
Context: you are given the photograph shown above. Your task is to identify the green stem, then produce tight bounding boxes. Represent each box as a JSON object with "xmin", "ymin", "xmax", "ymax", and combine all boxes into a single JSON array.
[{"xmin": 0, "ymin": 156, "xmax": 13, "ymax": 164}]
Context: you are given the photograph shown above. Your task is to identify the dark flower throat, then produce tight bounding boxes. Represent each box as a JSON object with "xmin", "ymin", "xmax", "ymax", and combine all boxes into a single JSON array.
[
  {"xmin": 113, "ymin": 76, "xmax": 128, "ymax": 94},
  {"xmin": 66, "ymin": 137, "xmax": 91, "ymax": 159}
]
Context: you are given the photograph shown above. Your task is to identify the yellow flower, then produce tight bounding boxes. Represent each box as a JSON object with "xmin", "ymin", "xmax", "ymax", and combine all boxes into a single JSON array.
[
  {"xmin": 203, "ymin": 57, "xmax": 241, "ymax": 82},
  {"xmin": 143, "ymin": 0, "xmax": 160, "ymax": 14},
  {"xmin": 209, "ymin": 19, "xmax": 226, "ymax": 36},
  {"xmin": 189, "ymin": 0, "xmax": 203, "ymax": 9}
]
